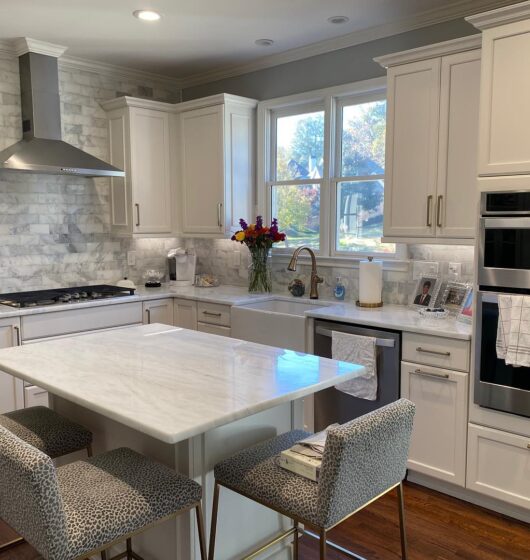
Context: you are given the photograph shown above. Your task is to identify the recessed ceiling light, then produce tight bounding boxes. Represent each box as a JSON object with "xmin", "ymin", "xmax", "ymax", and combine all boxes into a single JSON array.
[
  {"xmin": 327, "ymin": 15, "xmax": 350, "ymax": 24},
  {"xmin": 255, "ymin": 38, "xmax": 274, "ymax": 47},
  {"xmin": 133, "ymin": 10, "xmax": 161, "ymax": 21}
]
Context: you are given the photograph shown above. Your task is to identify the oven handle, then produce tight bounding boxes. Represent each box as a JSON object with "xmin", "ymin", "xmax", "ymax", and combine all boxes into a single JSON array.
[
  {"xmin": 315, "ymin": 326, "xmax": 395, "ymax": 348},
  {"xmin": 483, "ymin": 217, "xmax": 530, "ymax": 229}
]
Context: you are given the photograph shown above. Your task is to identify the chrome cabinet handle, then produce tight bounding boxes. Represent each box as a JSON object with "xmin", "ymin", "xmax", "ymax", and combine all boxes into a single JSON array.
[
  {"xmin": 416, "ymin": 346, "xmax": 451, "ymax": 357},
  {"xmin": 217, "ymin": 203, "xmax": 223, "ymax": 228},
  {"xmin": 412, "ymin": 368, "xmax": 450, "ymax": 380},
  {"xmin": 426, "ymin": 195, "xmax": 433, "ymax": 227},
  {"xmin": 146, "ymin": 308, "xmax": 151, "ymax": 324},
  {"xmin": 203, "ymin": 311, "xmax": 222, "ymax": 317},
  {"xmin": 437, "ymin": 195, "xmax": 443, "ymax": 228},
  {"xmin": 13, "ymin": 325, "xmax": 20, "ymax": 346},
  {"xmin": 135, "ymin": 203, "xmax": 140, "ymax": 227}
]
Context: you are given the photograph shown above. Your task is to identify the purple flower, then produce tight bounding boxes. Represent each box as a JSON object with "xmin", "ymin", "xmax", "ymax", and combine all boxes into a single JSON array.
[
  {"xmin": 256, "ymin": 215, "xmax": 263, "ymax": 230},
  {"xmin": 239, "ymin": 218, "xmax": 248, "ymax": 230}
]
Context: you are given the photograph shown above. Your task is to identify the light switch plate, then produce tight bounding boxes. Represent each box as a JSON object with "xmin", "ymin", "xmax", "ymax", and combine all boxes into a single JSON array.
[
  {"xmin": 231, "ymin": 251, "xmax": 241, "ymax": 267},
  {"xmin": 412, "ymin": 261, "xmax": 439, "ymax": 280},
  {"xmin": 448, "ymin": 262, "xmax": 462, "ymax": 278},
  {"xmin": 127, "ymin": 251, "xmax": 136, "ymax": 266}
]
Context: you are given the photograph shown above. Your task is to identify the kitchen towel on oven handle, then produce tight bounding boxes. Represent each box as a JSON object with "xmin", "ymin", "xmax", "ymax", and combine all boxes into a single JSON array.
[
  {"xmin": 496, "ymin": 295, "xmax": 530, "ymax": 368},
  {"xmin": 332, "ymin": 331, "xmax": 377, "ymax": 400}
]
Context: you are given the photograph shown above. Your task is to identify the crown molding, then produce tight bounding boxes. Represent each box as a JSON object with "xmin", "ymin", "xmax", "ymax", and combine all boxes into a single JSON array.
[
  {"xmin": 466, "ymin": 0, "xmax": 530, "ymax": 29},
  {"xmin": 375, "ymin": 34, "xmax": 482, "ymax": 68},
  {"xmin": 101, "ymin": 96, "xmax": 178, "ymax": 113},
  {"xmin": 13, "ymin": 37, "xmax": 68, "ymax": 58},
  {"xmin": 178, "ymin": 0, "xmax": 514, "ymax": 89}
]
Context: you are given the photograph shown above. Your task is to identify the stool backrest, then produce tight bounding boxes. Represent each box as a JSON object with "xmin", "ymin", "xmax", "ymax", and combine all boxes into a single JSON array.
[
  {"xmin": 0, "ymin": 425, "xmax": 69, "ymax": 560},
  {"xmin": 317, "ymin": 398, "xmax": 415, "ymax": 528}
]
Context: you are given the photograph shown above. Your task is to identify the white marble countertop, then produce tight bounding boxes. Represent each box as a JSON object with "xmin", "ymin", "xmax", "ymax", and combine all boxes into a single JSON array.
[
  {"xmin": 305, "ymin": 302, "xmax": 472, "ymax": 340},
  {"xmin": 0, "ymin": 284, "xmax": 471, "ymax": 340},
  {"xmin": 0, "ymin": 323, "xmax": 365, "ymax": 444}
]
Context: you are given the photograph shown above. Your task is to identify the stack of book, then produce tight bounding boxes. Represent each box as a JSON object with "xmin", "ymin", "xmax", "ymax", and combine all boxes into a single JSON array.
[{"xmin": 279, "ymin": 424, "xmax": 337, "ymax": 482}]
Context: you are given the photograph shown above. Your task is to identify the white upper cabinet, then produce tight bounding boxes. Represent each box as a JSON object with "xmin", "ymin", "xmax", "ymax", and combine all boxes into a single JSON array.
[
  {"xmin": 376, "ymin": 36, "xmax": 481, "ymax": 242},
  {"xmin": 468, "ymin": 4, "xmax": 530, "ymax": 187},
  {"xmin": 177, "ymin": 94, "xmax": 257, "ymax": 237},
  {"xmin": 103, "ymin": 98, "xmax": 174, "ymax": 236}
]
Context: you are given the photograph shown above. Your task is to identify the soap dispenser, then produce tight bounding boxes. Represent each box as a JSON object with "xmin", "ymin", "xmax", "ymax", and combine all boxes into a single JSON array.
[{"xmin": 333, "ymin": 276, "xmax": 345, "ymax": 300}]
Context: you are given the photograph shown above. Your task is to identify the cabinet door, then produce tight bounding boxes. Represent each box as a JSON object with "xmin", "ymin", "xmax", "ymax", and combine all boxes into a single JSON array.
[
  {"xmin": 436, "ymin": 50, "xmax": 481, "ymax": 239},
  {"xmin": 0, "ymin": 318, "xmax": 23, "ymax": 413},
  {"xmin": 401, "ymin": 361, "xmax": 468, "ymax": 486},
  {"xmin": 130, "ymin": 108, "xmax": 172, "ymax": 234},
  {"xmin": 143, "ymin": 299, "xmax": 174, "ymax": 326},
  {"xmin": 467, "ymin": 424, "xmax": 530, "ymax": 509},
  {"xmin": 180, "ymin": 105, "xmax": 225, "ymax": 235},
  {"xmin": 174, "ymin": 299, "xmax": 197, "ymax": 330},
  {"xmin": 197, "ymin": 322, "xmax": 231, "ymax": 337},
  {"xmin": 478, "ymin": 21, "xmax": 530, "ymax": 176},
  {"xmin": 384, "ymin": 59, "xmax": 440, "ymax": 238}
]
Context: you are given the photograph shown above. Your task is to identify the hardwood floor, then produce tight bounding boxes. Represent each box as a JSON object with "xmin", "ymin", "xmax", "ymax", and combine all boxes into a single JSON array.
[{"xmin": 0, "ymin": 482, "xmax": 528, "ymax": 559}]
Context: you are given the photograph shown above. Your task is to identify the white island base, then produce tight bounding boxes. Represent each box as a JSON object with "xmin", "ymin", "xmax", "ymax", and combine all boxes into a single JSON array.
[{"xmin": 54, "ymin": 395, "xmax": 301, "ymax": 560}]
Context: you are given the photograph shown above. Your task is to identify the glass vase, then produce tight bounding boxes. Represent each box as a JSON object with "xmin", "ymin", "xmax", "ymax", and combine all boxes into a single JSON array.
[{"xmin": 248, "ymin": 246, "xmax": 272, "ymax": 293}]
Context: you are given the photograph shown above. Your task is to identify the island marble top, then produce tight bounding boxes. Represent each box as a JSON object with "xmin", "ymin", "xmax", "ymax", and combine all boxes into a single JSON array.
[{"xmin": 0, "ymin": 323, "xmax": 365, "ymax": 444}]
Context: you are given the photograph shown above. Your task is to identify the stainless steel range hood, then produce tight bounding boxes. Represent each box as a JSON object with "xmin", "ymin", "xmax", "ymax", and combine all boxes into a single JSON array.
[{"xmin": 0, "ymin": 49, "xmax": 124, "ymax": 177}]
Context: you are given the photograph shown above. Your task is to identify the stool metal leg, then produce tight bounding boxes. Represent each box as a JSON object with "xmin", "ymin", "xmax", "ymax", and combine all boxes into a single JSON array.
[
  {"xmin": 126, "ymin": 538, "xmax": 133, "ymax": 560},
  {"xmin": 87, "ymin": 444, "xmax": 93, "ymax": 457},
  {"xmin": 208, "ymin": 482, "xmax": 220, "ymax": 560},
  {"xmin": 196, "ymin": 503, "xmax": 207, "ymax": 560},
  {"xmin": 397, "ymin": 482, "xmax": 408, "ymax": 560},
  {"xmin": 0, "ymin": 535, "xmax": 24, "ymax": 552},
  {"xmin": 100, "ymin": 550, "xmax": 108, "ymax": 560},
  {"xmin": 293, "ymin": 521, "xmax": 299, "ymax": 560},
  {"xmin": 319, "ymin": 528, "xmax": 327, "ymax": 560}
]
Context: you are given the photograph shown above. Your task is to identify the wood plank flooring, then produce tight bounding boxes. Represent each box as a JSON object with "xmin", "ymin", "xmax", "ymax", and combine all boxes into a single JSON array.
[{"xmin": 0, "ymin": 482, "xmax": 528, "ymax": 559}]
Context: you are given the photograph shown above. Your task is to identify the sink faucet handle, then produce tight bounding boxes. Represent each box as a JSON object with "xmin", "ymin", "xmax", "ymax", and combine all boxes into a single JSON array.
[{"xmin": 315, "ymin": 275, "xmax": 323, "ymax": 284}]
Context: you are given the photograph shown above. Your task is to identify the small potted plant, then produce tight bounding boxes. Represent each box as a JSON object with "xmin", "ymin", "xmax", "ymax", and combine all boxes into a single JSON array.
[{"xmin": 232, "ymin": 216, "xmax": 286, "ymax": 293}]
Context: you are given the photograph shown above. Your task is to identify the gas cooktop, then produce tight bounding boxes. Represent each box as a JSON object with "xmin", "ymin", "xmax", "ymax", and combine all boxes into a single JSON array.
[{"xmin": 0, "ymin": 285, "xmax": 136, "ymax": 309}]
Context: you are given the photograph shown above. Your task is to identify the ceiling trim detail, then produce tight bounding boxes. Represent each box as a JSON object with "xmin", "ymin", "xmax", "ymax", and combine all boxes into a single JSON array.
[
  {"xmin": 13, "ymin": 37, "xmax": 68, "ymax": 58},
  {"xmin": 177, "ymin": 0, "xmax": 514, "ymax": 89},
  {"xmin": 466, "ymin": 0, "xmax": 530, "ymax": 29}
]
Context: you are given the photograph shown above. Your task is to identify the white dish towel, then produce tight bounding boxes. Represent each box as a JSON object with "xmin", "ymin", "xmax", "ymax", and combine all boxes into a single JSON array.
[
  {"xmin": 332, "ymin": 331, "xmax": 377, "ymax": 400},
  {"xmin": 496, "ymin": 295, "xmax": 530, "ymax": 367}
]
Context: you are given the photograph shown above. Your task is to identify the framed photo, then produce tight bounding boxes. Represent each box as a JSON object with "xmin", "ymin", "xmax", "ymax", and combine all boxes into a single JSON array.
[
  {"xmin": 457, "ymin": 288, "xmax": 473, "ymax": 324},
  {"xmin": 411, "ymin": 276, "xmax": 439, "ymax": 308},
  {"xmin": 436, "ymin": 281, "xmax": 470, "ymax": 314}
]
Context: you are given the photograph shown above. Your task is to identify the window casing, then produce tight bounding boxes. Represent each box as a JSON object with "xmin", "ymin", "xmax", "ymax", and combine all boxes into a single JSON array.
[{"xmin": 258, "ymin": 78, "xmax": 400, "ymax": 260}]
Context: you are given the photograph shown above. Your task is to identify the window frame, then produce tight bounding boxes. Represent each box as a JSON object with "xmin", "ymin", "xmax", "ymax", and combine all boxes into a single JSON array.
[{"xmin": 257, "ymin": 77, "xmax": 403, "ymax": 261}]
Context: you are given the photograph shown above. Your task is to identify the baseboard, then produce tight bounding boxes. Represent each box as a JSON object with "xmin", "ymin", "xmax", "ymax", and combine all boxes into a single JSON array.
[{"xmin": 407, "ymin": 471, "xmax": 530, "ymax": 524}]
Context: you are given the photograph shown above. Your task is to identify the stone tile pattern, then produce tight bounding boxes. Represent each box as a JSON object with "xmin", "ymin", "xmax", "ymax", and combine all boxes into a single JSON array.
[{"xmin": 0, "ymin": 55, "xmax": 180, "ymax": 292}]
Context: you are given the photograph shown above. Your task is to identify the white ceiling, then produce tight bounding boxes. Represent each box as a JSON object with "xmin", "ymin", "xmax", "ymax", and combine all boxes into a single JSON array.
[{"xmin": 0, "ymin": 0, "xmax": 513, "ymax": 81}]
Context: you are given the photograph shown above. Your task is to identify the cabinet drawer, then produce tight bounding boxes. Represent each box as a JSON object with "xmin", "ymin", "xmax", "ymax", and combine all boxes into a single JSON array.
[
  {"xmin": 197, "ymin": 322, "xmax": 231, "ymax": 337},
  {"xmin": 24, "ymin": 385, "xmax": 49, "ymax": 408},
  {"xmin": 402, "ymin": 332, "xmax": 470, "ymax": 372},
  {"xmin": 197, "ymin": 302, "xmax": 231, "ymax": 327},
  {"xmin": 467, "ymin": 424, "xmax": 530, "ymax": 510}
]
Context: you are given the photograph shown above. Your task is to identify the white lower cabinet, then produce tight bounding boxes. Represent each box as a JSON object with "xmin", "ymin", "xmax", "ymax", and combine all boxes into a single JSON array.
[
  {"xmin": 401, "ymin": 361, "xmax": 468, "ymax": 486},
  {"xmin": 24, "ymin": 385, "xmax": 49, "ymax": 408},
  {"xmin": 197, "ymin": 322, "xmax": 231, "ymax": 337},
  {"xmin": 0, "ymin": 317, "xmax": 23, "ymax": 413},
  {"xmin": 467, "ymin": 424, "xmax": 530, "ymax": 509},
  {"xmin": 142, "ymin": 299, "xmax": 174, "ymax": 326},
  {"xmin": 174, "ymin": 298, "xmax": 198, "ymax": 330}
]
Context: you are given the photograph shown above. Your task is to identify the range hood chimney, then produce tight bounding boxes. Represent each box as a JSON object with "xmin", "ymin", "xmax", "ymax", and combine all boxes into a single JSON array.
[{"xmin": 0, "ymin": 38, "xmax": 124, "ymax": 177}]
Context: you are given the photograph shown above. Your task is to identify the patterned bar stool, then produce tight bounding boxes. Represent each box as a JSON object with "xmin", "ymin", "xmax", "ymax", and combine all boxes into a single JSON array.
[
  {"xmin": 209, "ymin": 398, "xmax": 415, "ymax": 560},
  {"xmin": 0, "ymin": 425, "xmax": 206, "ymax": 560},
  {"xmin": 0, "ymin": 406, "xmax": 93, "ymax": 552}
]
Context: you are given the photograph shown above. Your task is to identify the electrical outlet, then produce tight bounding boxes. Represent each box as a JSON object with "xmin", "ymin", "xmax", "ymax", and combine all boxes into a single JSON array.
[
  {"xmin": 412, "ymin": 261, "xmax": 439, "ymax": 280},
  {"xmin": 448, "ymin": 262, "xmax": 462, "ymax": 278},
  {"xmin": 231, "ymin": 251, "xmax": 241, "ymax": 267},
  {"xmin": 127, "ymin": 251, "xmax": 136, "ymax": 266}
]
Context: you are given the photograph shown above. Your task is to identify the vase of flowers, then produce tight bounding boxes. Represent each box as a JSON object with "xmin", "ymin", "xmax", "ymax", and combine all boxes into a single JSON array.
[{"xmin": 231, "ymin": 216, "xmax": 286, "ymax": 293}]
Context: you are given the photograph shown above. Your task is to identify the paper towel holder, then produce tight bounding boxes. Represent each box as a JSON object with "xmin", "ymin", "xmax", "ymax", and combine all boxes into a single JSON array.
[{"xmin": 356, "ymin": 256, "xmax": 383, "ymax": 308}]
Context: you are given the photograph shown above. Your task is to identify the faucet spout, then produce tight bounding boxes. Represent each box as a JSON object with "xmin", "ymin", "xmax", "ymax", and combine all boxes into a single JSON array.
[{"xmin": 287, "ymin": 246, "xmax": 323, "ymax": 299}]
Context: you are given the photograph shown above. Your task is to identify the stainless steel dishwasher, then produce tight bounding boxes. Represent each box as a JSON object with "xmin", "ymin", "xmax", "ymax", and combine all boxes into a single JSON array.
[{"xmin": 313, "ymin": 319, "xmax": 401, "ymax": 430}]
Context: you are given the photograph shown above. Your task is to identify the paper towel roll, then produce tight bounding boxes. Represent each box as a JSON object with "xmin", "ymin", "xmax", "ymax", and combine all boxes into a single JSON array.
[{"xmin": 359, "ymin": 257, "xmax": 383, "ymax": 304}]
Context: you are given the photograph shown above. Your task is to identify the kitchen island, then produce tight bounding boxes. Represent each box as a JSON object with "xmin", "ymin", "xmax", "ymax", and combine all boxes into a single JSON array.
[{"xmin": 0, "ymin": 323, "xmax": 365, "ymax": 560}]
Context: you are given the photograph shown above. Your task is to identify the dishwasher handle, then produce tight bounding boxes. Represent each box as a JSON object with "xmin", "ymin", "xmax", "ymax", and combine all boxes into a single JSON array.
[{"xmin": 315, "ymin": 326, "xmax": 395, "ymax": 348}]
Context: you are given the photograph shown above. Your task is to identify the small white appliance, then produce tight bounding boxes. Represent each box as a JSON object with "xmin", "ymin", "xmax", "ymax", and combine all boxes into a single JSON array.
[{"xmin": 168, "ymin": 248, "xmax": 196, "ymax": 286}]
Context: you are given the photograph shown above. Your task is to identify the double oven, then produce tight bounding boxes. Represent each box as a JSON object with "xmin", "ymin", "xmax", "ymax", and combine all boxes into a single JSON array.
[{"xmin": 476, "ymin": 192, "xmax": 530, "ymax": 418}]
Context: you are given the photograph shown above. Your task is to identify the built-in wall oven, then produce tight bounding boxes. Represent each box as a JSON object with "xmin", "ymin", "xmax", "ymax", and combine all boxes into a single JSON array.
[{"xmin": 476, "ymin": 191, "xmax": 530, "ymax": 418}]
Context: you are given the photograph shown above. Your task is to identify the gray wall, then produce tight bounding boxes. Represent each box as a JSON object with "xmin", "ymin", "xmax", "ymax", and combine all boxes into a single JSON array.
[{"xmin": 182, "ymin": 18, "xmax": 476, "ymax": 101}]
